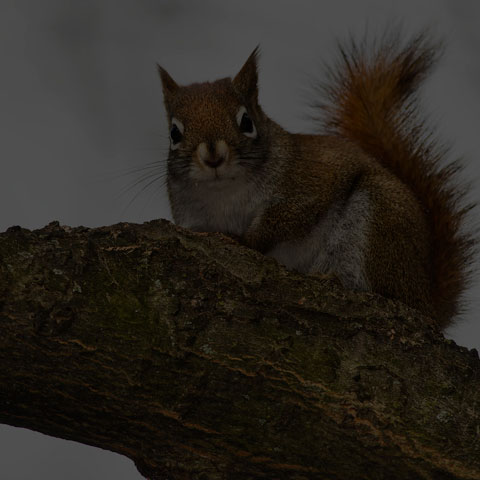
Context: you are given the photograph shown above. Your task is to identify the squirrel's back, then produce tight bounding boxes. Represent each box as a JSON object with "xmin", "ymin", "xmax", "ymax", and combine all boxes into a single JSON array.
[{"xmin": 314, "ymin": 31, "xmax": 475, "ymax": 326}]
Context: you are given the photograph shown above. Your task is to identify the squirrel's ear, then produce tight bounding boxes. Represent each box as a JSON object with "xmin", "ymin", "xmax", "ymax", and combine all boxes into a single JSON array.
[
  {"xmin": 233, "ymin": 46, "xmax": 259, "ymax": 104},
  {"xmin": 157, "ymin": 64, "xmax": 179, "ymax": 104}
]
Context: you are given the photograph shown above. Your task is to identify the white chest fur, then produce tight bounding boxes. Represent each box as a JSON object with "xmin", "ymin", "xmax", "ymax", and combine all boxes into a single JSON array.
[{"xmin": 170, "ymin": 177, "xmax": 266, "ymax": 237}]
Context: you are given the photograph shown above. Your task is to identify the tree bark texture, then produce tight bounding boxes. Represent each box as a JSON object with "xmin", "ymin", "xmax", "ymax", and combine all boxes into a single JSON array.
[{"xmin": 0, "ymin": 219, "xmax": 479, "ymax": 480}]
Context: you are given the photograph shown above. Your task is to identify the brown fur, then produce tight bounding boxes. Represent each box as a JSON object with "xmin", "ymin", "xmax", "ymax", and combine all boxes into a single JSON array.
[{"xmin": 159, "ymin": 32, "xmax": 475, "ymax": 328}]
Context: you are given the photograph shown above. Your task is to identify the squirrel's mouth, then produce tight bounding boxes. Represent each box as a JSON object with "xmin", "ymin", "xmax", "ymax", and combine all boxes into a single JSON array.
[
  {"xmin": 198, "ymin": 170, "xmax": 238, "ymax": 183},
  {"xmin": 190, "ymin": 157, "xmax": 245, "ymax": 183}
]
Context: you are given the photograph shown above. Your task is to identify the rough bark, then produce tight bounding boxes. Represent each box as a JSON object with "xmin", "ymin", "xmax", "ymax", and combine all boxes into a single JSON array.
[{"xmin": 0, "ymin": 219, "xmax": 479, "ymax": 480}]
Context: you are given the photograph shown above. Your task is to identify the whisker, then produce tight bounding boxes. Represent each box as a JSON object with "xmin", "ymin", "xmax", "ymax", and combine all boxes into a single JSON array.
[
  {"xmin": 115, "ymin": 170, "xmax": 168, "ymax": 200},
  {"xmin": 108, "ymin": 163, "xmax": 165, "ymax": 181},
  {"xmin": 119, "ymin": 173, "xmax": 169, "ymax": 217}
]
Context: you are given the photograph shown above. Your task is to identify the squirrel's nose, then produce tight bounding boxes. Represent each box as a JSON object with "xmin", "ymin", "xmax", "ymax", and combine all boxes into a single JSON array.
[
  {"xmin": 204, "ymin": 156, "xmax": 225, "ymax": 169},
  {"xmin": 197, "ymin": 140, "xmax": 229, "ymax": 169}
]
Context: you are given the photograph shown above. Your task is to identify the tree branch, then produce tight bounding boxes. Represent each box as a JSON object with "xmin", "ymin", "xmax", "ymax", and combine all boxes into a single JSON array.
[{"xmin": 0, "ymin": 220, "xmax": 479, "ymax": 479}]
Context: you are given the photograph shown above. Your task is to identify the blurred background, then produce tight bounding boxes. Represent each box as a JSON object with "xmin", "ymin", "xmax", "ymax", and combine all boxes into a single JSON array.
[{"xmin": 0, "ymin": 0, "xmax": 479, "ymax": 478}]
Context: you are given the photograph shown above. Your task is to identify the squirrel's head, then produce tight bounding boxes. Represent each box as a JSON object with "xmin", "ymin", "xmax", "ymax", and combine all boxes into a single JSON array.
[{"xmin": 158, "ymin": 47, "xmax": 266, "ymax": 184}]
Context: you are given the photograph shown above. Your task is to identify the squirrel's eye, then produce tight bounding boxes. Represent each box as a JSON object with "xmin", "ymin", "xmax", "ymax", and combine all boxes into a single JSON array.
[
  {"xmin": 239, "ymin": 112, "xmax": 253, "ymax": 134},
  {"xmin": 170, "ymin": 124, "xmax": 182, "ymax": 144},
  {"xmin": 236, "ymin": 106, "xmax": 257, "ymax": 139},
  {"xmin": 170, "ymin": 117, "xmax": 184, "ymax": 150}
]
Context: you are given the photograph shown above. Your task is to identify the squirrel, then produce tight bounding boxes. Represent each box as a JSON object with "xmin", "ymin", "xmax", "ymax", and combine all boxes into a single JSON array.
[{"xmin": 157, "ymin": 31, "xmax": 475, "ymax": 329}]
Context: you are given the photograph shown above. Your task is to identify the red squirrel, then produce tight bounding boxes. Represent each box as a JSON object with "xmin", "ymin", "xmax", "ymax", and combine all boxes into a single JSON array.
[{"xmin": 158, "ymin": 32, "xmax": 475, "ymax": 328}]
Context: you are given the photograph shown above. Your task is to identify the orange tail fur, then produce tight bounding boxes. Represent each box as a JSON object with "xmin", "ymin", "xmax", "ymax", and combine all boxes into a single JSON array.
[{"xmin": 315, "ymin": 30, "xmax": 475, "ymax": 325}]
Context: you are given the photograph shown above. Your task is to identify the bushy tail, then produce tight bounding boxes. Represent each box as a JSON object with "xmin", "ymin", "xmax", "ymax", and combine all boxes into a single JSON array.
[{"xmin": 315, "ymin": 30, "xmax": 475, "ymax": 325}]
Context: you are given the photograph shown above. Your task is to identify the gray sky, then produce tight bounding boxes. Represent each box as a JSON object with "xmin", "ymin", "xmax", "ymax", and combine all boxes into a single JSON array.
[{"xmin": 1, "ymin": 0, "xmax": 479, "ymax": 478}]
